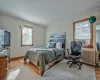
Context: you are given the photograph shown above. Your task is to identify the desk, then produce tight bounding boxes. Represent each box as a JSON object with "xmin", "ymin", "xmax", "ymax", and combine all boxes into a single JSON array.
[{"xmin": 0, "ymin": 54, "xmax": 7, "ymax": 80}]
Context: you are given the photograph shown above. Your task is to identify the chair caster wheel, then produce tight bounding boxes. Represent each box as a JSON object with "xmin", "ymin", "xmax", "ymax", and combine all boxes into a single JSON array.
[
  {"xmin": 79, "ymin": 67, "xmax": 81, "ymax": 70},
  {"xmin": 67, "ymin": 62, "xmax": 69, "ymax": 64},
  {"xmin": 80, "ymin": 64, "xmax": 82, "ymax": 66}
]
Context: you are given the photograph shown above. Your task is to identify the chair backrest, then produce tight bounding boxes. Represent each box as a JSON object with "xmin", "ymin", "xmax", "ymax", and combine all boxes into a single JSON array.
[
  {"xmin": 71, "ymin": 41, "xmax": 82, "ymax": 56},
  {"xmin": 96, "ymin": 43, "xmax": 100, "ymax": 52}
]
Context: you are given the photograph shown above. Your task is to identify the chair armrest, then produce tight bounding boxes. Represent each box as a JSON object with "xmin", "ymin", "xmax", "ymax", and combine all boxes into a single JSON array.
[{"xmin": 79, "ymin": 50, "xmax": 82, "ymax": 53}]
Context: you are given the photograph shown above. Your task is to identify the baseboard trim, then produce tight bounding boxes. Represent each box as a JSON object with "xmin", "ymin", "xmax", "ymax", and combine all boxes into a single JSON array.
[
  {"xmin": 82, "ymin": 62, "xmax": 95, "ymax": 66},
  {"xmin": 10, "ymin": 56, "xmax": 24, "ymax": 61}
]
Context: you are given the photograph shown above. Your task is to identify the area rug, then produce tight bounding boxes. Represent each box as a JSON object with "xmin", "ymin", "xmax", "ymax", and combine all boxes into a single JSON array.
[
  {"xmin": 31, "ymin": 59, "xmax": 96, "ymax": 80},
  {"xmin": 7, "ymin": 68, "xmax": 20, "ymax": 80},
  {"xmin": 7, "ymin": 66, "xmax": 37, "ymax": 80},
  {"xmin": 7, "ymin": 59, "xmax": 96, "ymax": 80}
]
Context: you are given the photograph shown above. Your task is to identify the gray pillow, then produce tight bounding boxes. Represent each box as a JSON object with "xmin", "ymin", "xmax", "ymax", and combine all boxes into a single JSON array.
[
  {"xmin": 0, "ymin": 45, "xmax": 3, "ymax": 52},
  {"xmin": 47, "ymin": 42, "xmax": 56, "ymax": 48}
]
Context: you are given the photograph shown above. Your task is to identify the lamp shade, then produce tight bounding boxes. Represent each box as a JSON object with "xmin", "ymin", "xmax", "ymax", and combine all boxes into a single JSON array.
[{"xmin": 89, "ymin": 16, "xmax": 96, "ymax": 23}]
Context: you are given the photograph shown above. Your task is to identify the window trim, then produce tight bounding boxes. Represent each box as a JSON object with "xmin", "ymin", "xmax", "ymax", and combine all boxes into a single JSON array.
[
  {"xmin": 21, "ymin": 25, "xmax": 34, "ymax": 46},
  {"xmin": 73, "ymin": 18, "xmax": 93, "ymax": 48}
]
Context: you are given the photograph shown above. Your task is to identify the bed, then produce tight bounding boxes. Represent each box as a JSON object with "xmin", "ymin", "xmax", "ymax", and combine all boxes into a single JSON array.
[{"xmin": 24, "ymin": 32, "xmax": 66, "ymax": 76}]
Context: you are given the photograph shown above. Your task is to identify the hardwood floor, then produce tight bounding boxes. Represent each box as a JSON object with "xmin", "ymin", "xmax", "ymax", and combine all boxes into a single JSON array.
[
  {"xmin": 8, "ymin": 58, "xmax": 40, "ymax": 75},
  {"xmin": 8, "ymin": 58, "xmax": 100, "ymax": 80},
  {"xmin": 95, "ymin": 67, "xmax": 100, "ymax": 80}
]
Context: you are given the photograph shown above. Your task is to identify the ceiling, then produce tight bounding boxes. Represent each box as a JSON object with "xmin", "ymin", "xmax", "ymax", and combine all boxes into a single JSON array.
[{"xmin": 0, "ymin": 0, "xmax": 100, "ymax": 26}]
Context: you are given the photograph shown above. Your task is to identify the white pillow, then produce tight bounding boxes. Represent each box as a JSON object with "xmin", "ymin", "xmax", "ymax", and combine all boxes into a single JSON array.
[{"xmin": 56, "ymin": 42, "xmax": 62, "ymax": 49}]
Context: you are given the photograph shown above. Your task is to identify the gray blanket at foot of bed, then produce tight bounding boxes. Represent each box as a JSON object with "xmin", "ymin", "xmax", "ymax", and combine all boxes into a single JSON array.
[{"xmin": 24, "ymin": 48, "xmax": 65, "ymax": 75}]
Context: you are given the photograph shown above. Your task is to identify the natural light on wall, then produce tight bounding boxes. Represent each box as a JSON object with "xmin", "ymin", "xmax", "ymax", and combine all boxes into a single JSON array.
[{"xmin": 21, "ymin": 25, "xmax": 34, "ymax": 46}]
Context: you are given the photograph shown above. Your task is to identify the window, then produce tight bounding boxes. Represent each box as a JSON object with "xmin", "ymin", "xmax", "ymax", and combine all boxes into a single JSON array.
[
  {"xmin": 21, "ymin": 25, "xmax": 34, "ymax": 46},
  {"xmin": 73, "ymin": 18, "xmax": 93, "ymax": 48},
  {"xmin": 0, "ymin": 29, "xmax": 4, "ymax": 45}
]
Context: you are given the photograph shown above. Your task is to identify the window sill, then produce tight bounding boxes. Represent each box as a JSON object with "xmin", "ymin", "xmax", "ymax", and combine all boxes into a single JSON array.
[{"xmin": 21, "ymin": 44, "xmax": 33, "ymax": 46}]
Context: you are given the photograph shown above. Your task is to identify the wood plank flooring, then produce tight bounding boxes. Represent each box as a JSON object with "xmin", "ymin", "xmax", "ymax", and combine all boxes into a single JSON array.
[
  {"xmin": 8, "ymin": 58, "xmax": 100, "ymax": 80},
  {"xmin": 8, "ymin": 58, "xmax": 40, "ymax": 75},
  {"xmin": 95, "ymin": 67, "xmax": 100, "ymax": 80}
]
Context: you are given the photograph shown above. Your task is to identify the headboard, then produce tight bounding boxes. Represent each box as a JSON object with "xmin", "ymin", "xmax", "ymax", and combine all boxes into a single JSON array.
[{"xmin": 50, "ymin": 32, "xmax": 66, "ymax": 49}]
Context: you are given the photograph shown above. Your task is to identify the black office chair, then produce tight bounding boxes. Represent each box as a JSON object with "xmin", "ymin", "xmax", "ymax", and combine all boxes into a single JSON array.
[
  {"xmin": 67, "ymin": 41, "xmax": 82, "ymax": 69},
  {"xmin": 96, "ymin": 43, "xmax": 100, "ymax": 60}
]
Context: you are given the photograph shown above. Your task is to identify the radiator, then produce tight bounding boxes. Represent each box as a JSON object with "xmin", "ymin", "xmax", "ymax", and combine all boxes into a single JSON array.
[{"xmin": 82, "ymin": 48, "xmax": 95, "ymax": 66}]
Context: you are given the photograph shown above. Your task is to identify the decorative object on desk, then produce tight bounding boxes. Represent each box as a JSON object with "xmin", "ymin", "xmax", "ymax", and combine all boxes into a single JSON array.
[{"xmin": 89, "ymin": 16, "xmax": 96, "ymax": 23}]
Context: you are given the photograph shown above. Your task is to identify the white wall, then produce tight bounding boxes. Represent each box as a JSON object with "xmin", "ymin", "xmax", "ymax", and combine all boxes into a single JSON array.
[
  {"xmin": 45, "ymin": 7, "xmax": 100, "ymax": 48},
  {"xmin": 0, "ymin": 14, "xmax": 45, "ymax": 58},
  {"xmin": 45, "ymin": 18, "xmax": 73, "ymax": 48}
]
